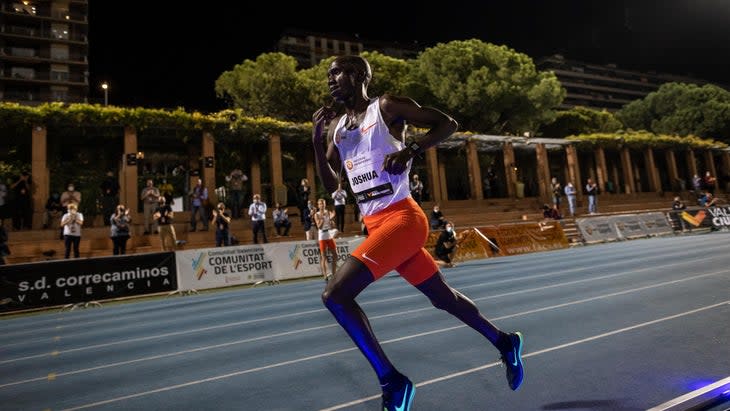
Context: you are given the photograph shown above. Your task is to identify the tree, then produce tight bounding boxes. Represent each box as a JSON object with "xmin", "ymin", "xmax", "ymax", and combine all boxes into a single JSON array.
[
  {"xmin": 539, "ymin": 106, "xmax": 622, "ymax": 137},
  {"xmin": 617, "ymin": 82, "xmax": 730, "ymax": 143},
  {"xmin": 413, "ymin": 39, "xmax": 565, "ymax": 134},
  {"xmin": 214, "ymin": 53, "xmax": 310, "ymax": 121}
]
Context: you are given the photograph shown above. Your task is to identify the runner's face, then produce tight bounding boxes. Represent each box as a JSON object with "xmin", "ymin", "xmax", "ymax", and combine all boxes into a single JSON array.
[{"xmin": 328, "ymin": 61, "xmax": 357, "ymax": 102}]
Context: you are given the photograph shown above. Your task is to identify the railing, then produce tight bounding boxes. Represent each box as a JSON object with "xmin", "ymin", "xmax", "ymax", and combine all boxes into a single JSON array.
[{"xmin": 2, "ymin": 25, "xmax": 88, "ymax": 42}]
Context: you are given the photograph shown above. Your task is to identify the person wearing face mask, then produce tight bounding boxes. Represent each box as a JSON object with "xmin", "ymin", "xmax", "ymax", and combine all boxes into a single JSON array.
[
  {"xmin": 434, "ymin": 221, "xmax": 458, "ymax": 268},
  {"xmin": 60, "ymin": 183, "xmax": 82, "ymax": 213},
  {"xmin": 60, "ymin": 202, "xmax": 83, "ymax": 259},
  {"xmin": 247, "ymin": 194, "xmax": 268, "ymax": 244},
  {"xmin": 429, "ymin": 204, "xmax": 446, "ymax": 230}
]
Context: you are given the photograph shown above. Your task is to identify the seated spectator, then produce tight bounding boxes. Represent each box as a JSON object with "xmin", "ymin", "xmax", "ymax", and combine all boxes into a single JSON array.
[
  {"xmin": 704, "ymin": 192, "xmax": 718, "ymax": 208},
  {"xmin": 434, "ymin": 221, "xmax": 458, "ymax": 268},
  {"xmin": 671, "ymin": 196, "xmax": 686, "ymax": 210},
  {"xmin": 430, "ymin": 204, "xmax": 446, "ymax": 230},
  {"xmin": 542, "ymin": 203, "xmax": 562, "ymax": 220},
  {"xmin": 272, "ymin": 202, "xmax": 292, "ymax": 237}
]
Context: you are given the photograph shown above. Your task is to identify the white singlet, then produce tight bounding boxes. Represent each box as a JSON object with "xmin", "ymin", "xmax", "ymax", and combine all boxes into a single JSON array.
[{"xmin": 333, "ymin": 97, "xmax": 411, "ymax": 217}]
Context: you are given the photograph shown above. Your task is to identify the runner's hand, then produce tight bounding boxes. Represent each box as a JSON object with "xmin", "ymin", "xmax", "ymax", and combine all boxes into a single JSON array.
[
  {"xmin": 312, "ymin": 105, "xmax": 337, "ymax": 144},
  {"xmin": 382, "ymin": 149, "xmax": 412, "ymax": 175}
]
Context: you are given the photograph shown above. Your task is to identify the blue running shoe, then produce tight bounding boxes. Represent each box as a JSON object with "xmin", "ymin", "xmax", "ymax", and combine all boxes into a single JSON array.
[
  {"xmin": 381, "ymin": 376, "xmax": 415, "ymax": 411},
  {"xmin": 500, "ymin": 331, "xmax": 524, "ymax": 390}
]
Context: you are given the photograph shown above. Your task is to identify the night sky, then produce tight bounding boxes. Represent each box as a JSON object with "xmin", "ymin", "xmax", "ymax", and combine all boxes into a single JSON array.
[{"xmin": 88, "ymin": 0, "xmax": 730, "ymax": 113}]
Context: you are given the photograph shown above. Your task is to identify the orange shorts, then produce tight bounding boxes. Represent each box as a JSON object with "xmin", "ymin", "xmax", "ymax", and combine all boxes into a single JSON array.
[
  {"xmin": 319, "ymin": 238, "xmax": 337, "ymax": 254},
  {"xmin": 351, "ymin": 197, "xmax": 438, "ymax": 285}
]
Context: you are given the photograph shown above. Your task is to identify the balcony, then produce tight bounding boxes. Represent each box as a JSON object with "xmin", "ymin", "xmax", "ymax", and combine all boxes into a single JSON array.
[{"xmin": 1, "ymin": 25, "xmax": 88, "ymax": 44}]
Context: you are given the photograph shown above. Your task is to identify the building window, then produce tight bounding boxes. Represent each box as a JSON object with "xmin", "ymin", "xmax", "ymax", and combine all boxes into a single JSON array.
[
  {"xmin": 51, "ymin": 23, "xmax": 70, "ymax": 40},
  {"xmin": 11, "ymin": 67, "xmax": 35, "ymax": 79},
  {"xmin": 12, "ymin": 2, "xmax": 36, "ymax": 15}
]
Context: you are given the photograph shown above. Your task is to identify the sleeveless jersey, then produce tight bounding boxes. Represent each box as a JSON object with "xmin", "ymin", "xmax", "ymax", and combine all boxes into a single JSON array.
[
  {"xmin": 317, "ymin": 211, "xmax": 334, "ymax": 240},
  {"xmin": 333, "ymin": 97, "xmax": 411, "ymax": 217}
]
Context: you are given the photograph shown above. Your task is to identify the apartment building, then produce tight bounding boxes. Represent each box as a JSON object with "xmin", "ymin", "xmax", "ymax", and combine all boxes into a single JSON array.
[{"xmin": 0, "ymin": 0, "xmax": 89, "ymax": 105}]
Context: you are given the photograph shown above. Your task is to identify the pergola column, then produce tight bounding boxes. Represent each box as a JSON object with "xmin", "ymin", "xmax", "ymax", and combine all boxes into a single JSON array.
[
  {"xmin": 425, "ymin": 147, "xmax": 442, "ymax": 202},
  {"xmin": 31, "ymin": 125, "xmax": 49, "ymax": 228},
  {"xmin": 202, "ymin": 131, "xmax": 216, "ymax": 204},
  {"xmin": 644, "ymin": 147, "xmax": 660, "ymax": 192},
  {"xmin": 122, "ymin": 126, "xmax": 139, "ymax": 221},
  {"xmin": 665, "ymin": 149, "xmax": 679, "ymax": 190},
  {"xmin": 686, "ymin": 149, "xmax": 698, "ymax": 180},
  {"xmin": 620, "ymin": 147, "xmax": 635, "ymax": 194},
  {"xmin": 438, "ymin": 160, "xmax": 448, "ymax": 202},
  {"xmin": 268, "ymin": 133, "xmax": 285, "ymax": 204},
  {"xmin": 565, "ymin": 144, "xmax": 582, "ymax": 200},
  {"xmin": 536, "ymin": 143, "xmax": 551, "ymax": 201},
  {"xmin": 594, "ymin": 147, "xmax": 608, "ymax": 193},
  {"xmin": 465, "ymin": 139, "xmax": 483, "ymax": 200},
  {"xmin": 703, "ymin": 150, "xmax": 718, "ymax": 182},
  {"xmin": 502, "ymin": 141, "xmax": 516, "ymax": 198}
]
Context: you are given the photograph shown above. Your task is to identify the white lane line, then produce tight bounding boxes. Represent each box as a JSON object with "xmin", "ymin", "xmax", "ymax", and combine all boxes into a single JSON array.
[
  {"xmin": 59, "ymin": 300, "xmax": 730, "ymax": 411},
  {"xmin": 5, "ymin": 270, "xmax": 724, "ymax": 389},
  {"xmin": 2, "ymin": 239, "xmax": 722, "ymax": 341},
  {"xmin": 319, "ymin": 301, "xmax": 730, "ymax": 411},
  {"xmin": 646, "ymin": 375, "xmax": 730, "ymax": 411},
  {"xmin": 1, "ymin": 259, "xmax": 726, "ymax": 369}
]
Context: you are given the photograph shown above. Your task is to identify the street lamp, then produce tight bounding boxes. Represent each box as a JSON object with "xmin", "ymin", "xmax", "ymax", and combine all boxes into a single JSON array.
[{"xmin": 101, "ymin": 82, "xmax": 109, "ymax": 106}]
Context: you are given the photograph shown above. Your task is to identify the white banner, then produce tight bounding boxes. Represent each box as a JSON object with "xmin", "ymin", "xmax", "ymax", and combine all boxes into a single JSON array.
[
  {"xmin": 175, "ymin": 236, "xmax": 365, "ymax": 290},
  {"xmin": 175, "ymin": 244, "xmax": 275, "ymax": 290}
]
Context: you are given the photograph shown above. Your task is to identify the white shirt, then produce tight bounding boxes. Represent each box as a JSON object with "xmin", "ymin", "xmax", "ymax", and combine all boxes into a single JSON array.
[
  {"xmin": 331, "ymin": 189, "xmax": 347, "ymax": 206},
  {"xmin": 61, "ymin": 211, "xmax": 84, "ymax": 237},
  {"xmin": 248, "ymin": 201, "xmax": 267, "ymax": 221}
]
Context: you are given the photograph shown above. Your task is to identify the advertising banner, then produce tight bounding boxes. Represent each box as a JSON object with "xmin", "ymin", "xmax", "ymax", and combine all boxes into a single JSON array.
[
  {"xmin": 270, "ymin": 237, "xmax": 365, "ymax": 281},
  {"xmin": 0, "ymin": 252, "xmax": 177, "ymax": 314},
  {"xmin": 576, "ymin": 216, "xmax": 619, "ymax": 243},
  {"xmin": 637, "ymin": 212, "xmax": 674, "ymax": 236},
  {"xmin": 475, "ymin": 222, "xmax": 568, "ymax": 256},
  {"xmin": 669, "ymin": 206, "xmax": 730, "ymax": 231},
  {"xmin": 613, "ymin": 214, "xmax": 647, "ymax": 240},
  {"xmin": 175, "ymin": 244, "xmax": 275, "ymax": 291}
]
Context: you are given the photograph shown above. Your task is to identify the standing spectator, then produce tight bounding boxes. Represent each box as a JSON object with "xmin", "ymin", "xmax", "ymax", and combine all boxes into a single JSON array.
[
  {"xmin": 0, "ymin": 178, "xmax": 8, "ymax": 228},
  {"xmin": 551, "ymin": 177, "xmax": 562, "ymax": 209},
  {"xmin": 331, "ymin": 183, "xmax": 347, "ymax": 234},
  {"xmin": 486, "ymin": 167, "xmax": 498, "ymax": 198},
  {"xmin": 248, "ymin": 193, "xmax": 268, "ymax": 244},
  {"xmin": 189, "ymin": 178, "xmax": 208, "ymax": 231},
  {"xmin": 153, "ymin": 196, "xmax": 179, "ymax": 251},
  {"xmin": 11, "ymin": 172, "xmax": 33, "ymax": 230},
  {"xmin": 564, "ymin": 182, "xmax": 577, "ymax": 217},
  {"xmin": 110, "ymin": 204, "xmax": 132, "ymax": 255},
  {"xmin": 60, "ymin": 182, "xmax": 81, "ymax": 211},
  {"xmin": 672, "ymin": 196, "xmax": 686, "ymax": 210},
  {"xmin": 314, "ymin": 198, "xmax": 338, "ymax": 281},
  {"xmin": 60, "ymin": 203, "xmax": 83, "ymax": 259},
  {"xmin": 297, "ymin": 178, "xmax": 311, "ymax": 223},
  {"xmin": 303, "ymin": 199, "xmax": 316, "ymax": 240},
  {"xmin": 42, "ymin": 192, "xmax": 64, "ymax": 229},
  {"xmin": 409, "ymin": 174, "xmax": 424, "ymax": 205},
  {"xmin": 585, "ymin": 178, "xmax": 598, "ymax": 214},
  {"xmin": 703, "ymin": 171, "xmax": 717, "ymax": 195},
  {"xmin": 225, "ymin": 168, "xmax": 248, "ymax": 219},
  {"xmin": 140, "ymin": 179, "xmax": 160, "ymax": 235},
  {"xmin": 429, "ymin": 204, "xmax": 446, "ymax": 230},
  {"xmin": 692, "ymin": 173, "xmax": 702, "ymax": 197},
  {"xmin": 159, "ymin": 178, "xmax": 175, "ymax": 206},
  {"xmin": 434, "ymin": 221, "xmax": 457, "ymax": 268},
  {"xmin": 211, "ymin": 202, "xmax": 232, "ymax": 247},
  {"xmin": 272, "ymin": 202, "xmax": 292, "ymax": 237},
  {"xmin": 99, "ymin": 171, "xmax": 120, "ymax": 226}
]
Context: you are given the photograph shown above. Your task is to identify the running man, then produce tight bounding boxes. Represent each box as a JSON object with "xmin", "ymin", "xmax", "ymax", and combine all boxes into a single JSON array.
[
  {"xmin": 314, "ymin": 198, "xmax": 338, "ymax": 281},
  {"xmin": 312, "ymin": 55, "xmax": 525, "ymax": 411}
]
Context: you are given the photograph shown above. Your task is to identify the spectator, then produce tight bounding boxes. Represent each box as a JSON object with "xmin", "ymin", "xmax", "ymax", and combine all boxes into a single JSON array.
[
  {"xmin": 272, "ymin": 202, "xmax": 292, "ymax": 237},
  {"xmin": 297, "ymin": 178, "xmax": 311, "ymax": 223},
  {"xmin": 331, "ymin": 183, "xmax": 347, "ymax": 234},
  {"xmin": 551, "ymin": 177, "xmax": 562, "ymax": 209},
  {"xmin": 303, "ymin": 200, "xmax": 316, "ymax": 240},
  {"xmin": 585, "ymin": 178, "xmax": 598, "ymax": 214},
  {"xmin": 314, "ymin": 198, "xmax": 338, "ymax": 281},
  {"xmin": 60, "ymin": 203, "xmax": 83, "ymax": 259},
  {"xmin": 140, "ymin": 179, "xmax": 160, "ymax": 235},
  {"xmin": 248, "ymin": 193, "xmax": 268, "ymax": 244},
  {"xmin": 110, "ymin": 204, "xmax": 132, "ymax": 255},
  {"xmin": 159, "ymin": 178, "xmax": 175, "ymax": 206},
  {"xmin": 211, "ymin": 202, "xmax": 232, "ymax": 247},
  {"xmin": 434, "ymin": 221, "xmax": 457, "ymax": 268},
  {"xmin": 542, "ymin": 203, "xmax": 562, "ymax": 220},
  {"xmin": 225, "ymin": 168, "xmax": 248, "ymax": 219},
  {"xmin": 429, "ymin": 204, "xmax": 446, "ymax": 230},
  {"xmin": 60, "ymin": 181, "xmax": 81, "ymax": 212},
  {"xmin": 409, "ymin": 174, "xmax": 424, "ymax": 205},
  {"xmin": 42, "ymin": 192, "xmax": 64, "ymax": 229},
  {"xmin": 704, "ymin": 192, "xmax": 718, "ymax": 208},
  {"xmin": 153, "ymin": 196, "xmax": 180, "ymax": 251},
  {"xmin": 703, "ymin": 171, "xmax": 717, "ymax": 195},
  {"xmin": 671, "ymin": 196, "xmax": 686, "ymax": 210},
  {"xmin": 10, "ymin": 172, "xmax": 32, "ymax": 230},
  {"xmin": 564, "ymin": 182, "xmax": 577, "ymax": 216},
  {"xmin": 189, "ymin": 178, "xmax": 209, "ymax": 231}
]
